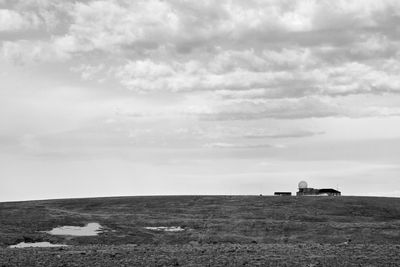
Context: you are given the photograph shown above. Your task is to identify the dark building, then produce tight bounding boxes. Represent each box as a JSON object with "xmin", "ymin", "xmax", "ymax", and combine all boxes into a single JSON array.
[
  {"xmin": 274, "ymin": 192, "xmax": 292, "ymax": 196},
  {"xmin": 296, "ymin": 181, "xmax": 341, "ymax": 196},
  {"xmin": 317, "ymin": 188, "xmax": 341, "ymax": 196},
  {"xmin": 297, "ymin": 187, "xmax": 341, "ymax": 196},
  {"xmin": 296, "ymin": 187, "xmax": 319, "ymax": 196}
]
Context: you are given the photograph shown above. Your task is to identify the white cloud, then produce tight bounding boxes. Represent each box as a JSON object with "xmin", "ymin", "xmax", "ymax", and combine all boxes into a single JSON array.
[
  {"xmin": 0, "ymin": 9, "xmax": 41, "ymax": 32},
  {"xmin": 199, "ymin": 97, "xmax": 344, "ymax": 120},
  {"xmin": 204, "ymin": 142, "xmax": 272, "ymax": 149},
  {"xmin": 2, "ymin": 0, "xmax": 400, "ymax": 200},
  {"xmin": 2, "ymin": 0, "xmax": 400, "ymax": 120},
  {"xmin": 114, "ymin": 52, "xmax": 318, "ymax": 93},
  {"xmin": 1, "ymin": 39, "xmax": 70, "ymax": 64},
  {"xmin": 70, "ymin": 64, "xmax": 106, "ymax": 81},
  {"xmin": 58, "ymin": 0, "xmax": 182, "ymax": 53}
]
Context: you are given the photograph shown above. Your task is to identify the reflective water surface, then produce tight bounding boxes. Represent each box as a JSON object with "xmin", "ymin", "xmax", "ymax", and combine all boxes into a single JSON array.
[
  {"xmin": 144, "ymin": 226, "xmax": 185, "ymax": 232},
  {"xmin": 9, "ymin": 242, "xmax": 67, "ymax": 248},
  {"xmin": 45, "ymin": 222, "xmax": 103, "ymax": 236}
]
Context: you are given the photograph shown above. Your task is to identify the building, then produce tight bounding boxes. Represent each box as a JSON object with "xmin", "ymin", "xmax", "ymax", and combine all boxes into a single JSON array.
[
  {"xmin": 296, "ymin": 187, "xmax": 320, "ymax": 196},
  {"xmin": 274, "ymin": 192, "xmax": 292, "ymax": 196},
  {"xmin": 296, "ymin": 181, "xmax": 341, "ymax": 196},
  {"xmin": 317, "ymin": 188, "xmax": 341, "ymax": 196}
]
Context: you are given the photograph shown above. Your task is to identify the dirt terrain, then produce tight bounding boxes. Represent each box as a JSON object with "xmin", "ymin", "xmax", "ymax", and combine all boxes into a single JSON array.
[
  {"xmin": 1, "ymin": 243, "xmax": 400, "ymax": 266},
  {"xmin": 0, "ymin": 195, "xmax": 400, "ymax": 266}
]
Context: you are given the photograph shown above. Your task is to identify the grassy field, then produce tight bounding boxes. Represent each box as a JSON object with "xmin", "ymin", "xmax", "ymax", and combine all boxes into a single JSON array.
[{"xmin": 0, "ymin": 195, "xmax": 400, "ymax": 266}]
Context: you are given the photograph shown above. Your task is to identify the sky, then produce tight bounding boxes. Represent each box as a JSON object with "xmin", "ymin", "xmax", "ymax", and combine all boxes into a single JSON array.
[{"xmin": 1, "ymin": 0, "xmax": 400, "ymax": 201}]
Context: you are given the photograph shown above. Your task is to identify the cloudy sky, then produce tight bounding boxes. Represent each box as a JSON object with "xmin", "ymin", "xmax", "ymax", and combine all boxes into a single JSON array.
[{"xmin": 1, "ymin": 0, "xmax": 400, "ymax": 201}]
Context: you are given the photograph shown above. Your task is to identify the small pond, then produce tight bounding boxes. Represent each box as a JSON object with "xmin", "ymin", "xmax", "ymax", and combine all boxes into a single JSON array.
[
  {"xmin": 9, "ymin": 242, "xmax": 67, "ymax": 248},
  {"xmin": 45, "ymin": 222, "xmax": 103, "ymax": 236},
  {"xmin": 144, "ymin": 226, "xmax": 185, "ymax": 232}
]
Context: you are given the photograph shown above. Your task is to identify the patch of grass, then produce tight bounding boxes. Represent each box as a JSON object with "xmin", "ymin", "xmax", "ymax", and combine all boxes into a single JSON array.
[{"xmin": 0, "ymin": 196, "xmax": 400, "ymax": 246}]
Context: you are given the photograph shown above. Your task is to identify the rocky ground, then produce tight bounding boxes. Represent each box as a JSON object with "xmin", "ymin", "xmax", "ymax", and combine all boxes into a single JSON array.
[
  {"xmin": 1, "ymin": 196, "xmax": 400, "ymax": 266},
  {"xmin": 1, "ymin": 243, "xmax": 400, "ymax": 267}
]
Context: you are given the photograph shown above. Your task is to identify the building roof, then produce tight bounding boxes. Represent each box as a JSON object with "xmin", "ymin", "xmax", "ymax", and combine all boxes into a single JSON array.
[
  {"xmin": 274, "ymin": 192, "xmax": 292, "ymax": 195},
  {"xmin": 318, "ymin": 188, "xmax": 341, "ymax": 193}
]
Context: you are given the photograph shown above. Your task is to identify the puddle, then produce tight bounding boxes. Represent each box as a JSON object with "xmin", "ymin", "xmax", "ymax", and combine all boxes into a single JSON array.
[
  {"xmin": 145, "ymin": 226, "xmax": 185, "ymax": 232},
  {"xmin": 9, "ymin": 242, "xmax": 67, "ymax": 248},
  {"xmin": 45, "ymin": 222, "xmax": 103, "ymax": 236}
]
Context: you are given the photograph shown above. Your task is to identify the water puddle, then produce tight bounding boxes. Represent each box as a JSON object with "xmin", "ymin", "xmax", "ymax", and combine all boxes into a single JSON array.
[
  {"xmin": 45, "ymin": 222, "xmax": 103, "ymax": 236},
  {"xmin": 145, "ymin": 226, "xmax": 185, "ymax": 232},
  {"xmin": 9, "ymin": 242, "xmax": 67, "ymax": 248}
]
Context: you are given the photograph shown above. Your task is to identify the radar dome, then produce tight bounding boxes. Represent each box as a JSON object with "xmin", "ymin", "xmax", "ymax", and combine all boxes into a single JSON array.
[{"xmin": 298, "ymin": 181, "xmax": 308, "ymax": 189}]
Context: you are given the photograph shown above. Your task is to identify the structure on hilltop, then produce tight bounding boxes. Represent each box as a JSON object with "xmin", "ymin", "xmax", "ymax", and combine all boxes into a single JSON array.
[
  {"xmin": 296, "ymin": 181, "xmax": 341, "ymax": 196},
  {"xmin": 274, "ymin": 192, "xmax": 292, "ymax": 196}
]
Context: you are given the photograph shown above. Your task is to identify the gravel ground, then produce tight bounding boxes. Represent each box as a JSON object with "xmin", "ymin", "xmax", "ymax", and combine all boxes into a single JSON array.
[
  {"xmin": 2, "ymin": 196, "xmax": 400, "ymax": 266},
  {"xmin": 1, "ymin": 243, "xmax": 400, "ymax": 267}
]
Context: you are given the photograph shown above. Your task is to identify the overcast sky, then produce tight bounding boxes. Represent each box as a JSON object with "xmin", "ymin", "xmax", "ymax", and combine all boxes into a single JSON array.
[{"xmin": 1, "ymin": 0, "xmax": 400, "ymax": 201}]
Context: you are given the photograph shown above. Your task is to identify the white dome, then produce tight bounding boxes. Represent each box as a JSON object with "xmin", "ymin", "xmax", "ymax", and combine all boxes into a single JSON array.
[{"xmin": 298, "ymin": 181, "xmax": 308, "ymax": 189}]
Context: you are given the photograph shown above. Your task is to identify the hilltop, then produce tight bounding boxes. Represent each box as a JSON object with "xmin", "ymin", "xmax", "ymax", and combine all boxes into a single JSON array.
[{"xmin": 0, "ymin": 195, "xmax": 400, "ymax": 266}]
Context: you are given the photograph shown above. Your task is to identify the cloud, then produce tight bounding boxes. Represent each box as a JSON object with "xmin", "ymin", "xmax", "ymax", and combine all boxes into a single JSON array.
[
  {"xmin": 1, "ymin": 39, "xmax": 70, "ymax": 64},
  {"xmin": 3, "ymin": 0, "xmax": 400, "ymax": 201},
  {"xmin": 204, "ymin": 142, "xmax": 272, "ymax": 149},
  {"xmin": 243, "ymin": 130, "xmax": 325, "ymax": 139},
  {"xmin": 70, "ymin": 64, "xmax": 106, "ymax": 81},
  {"xmin": 195, "ymin": 97, "xmax": 345, "ymax": 120},
  {"xmin": 0, "ymin": 9, "xmax": 41, "ymax": 32},
  {"xmin": 113, "ymin": 49, "xmax": 322, "ymax": 93},
  {"xmin": 2, "ymin": 0, "xmax": 400, "ymax": 120},
  {"xmin": 53, "ymin": 0, "xmax": 183, "ymax": 54},
  {"xmin": 113, "ymin": 46, "xmax": 400, "ymax": 98}
]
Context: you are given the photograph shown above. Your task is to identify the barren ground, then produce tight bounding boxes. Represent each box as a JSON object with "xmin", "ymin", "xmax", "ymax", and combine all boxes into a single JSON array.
[{"xmin": 1, "ymin": 196, "xmax": 399, "ymax": 266}]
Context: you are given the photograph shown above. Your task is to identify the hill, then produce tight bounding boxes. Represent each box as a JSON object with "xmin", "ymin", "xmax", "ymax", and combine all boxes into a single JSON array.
[{"xmin": 0, "ymin": 195, "xmax": 400, "ymax": 266}]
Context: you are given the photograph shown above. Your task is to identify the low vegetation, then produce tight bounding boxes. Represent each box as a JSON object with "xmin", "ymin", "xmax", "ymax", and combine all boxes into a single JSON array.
[{"xmin": 0, "ymin": 195, "xmax": 399, "ymax": 266}]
